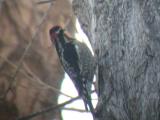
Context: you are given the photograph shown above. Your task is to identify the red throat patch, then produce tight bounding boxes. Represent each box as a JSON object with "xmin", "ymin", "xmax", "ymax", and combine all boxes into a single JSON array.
[{"xmin": 50, "ymin": 33, "xmax": 57, "ymax": 43}]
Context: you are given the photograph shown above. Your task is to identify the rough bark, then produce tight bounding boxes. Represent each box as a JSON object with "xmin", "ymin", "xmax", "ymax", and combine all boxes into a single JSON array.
[{"xmin": 73, "ymin": 0, "xmax": 160, "ymax": 120}]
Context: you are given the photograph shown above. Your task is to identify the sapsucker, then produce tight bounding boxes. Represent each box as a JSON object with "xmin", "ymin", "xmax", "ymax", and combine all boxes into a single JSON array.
[{"xmin": 49, "ymin": 25, "xmax": 95, "ymax": 116}]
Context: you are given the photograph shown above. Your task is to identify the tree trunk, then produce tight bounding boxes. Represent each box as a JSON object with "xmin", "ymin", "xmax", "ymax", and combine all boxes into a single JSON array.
[{"xmin": 73, "ymin": 0, "xmax": 160, "ymax": 120}]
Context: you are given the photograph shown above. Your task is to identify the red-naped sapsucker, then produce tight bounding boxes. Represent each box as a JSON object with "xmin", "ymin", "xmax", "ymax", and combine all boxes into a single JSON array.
[{"xmin": 49, "ymin": 26, "xmax": 95, "ymax": 116}]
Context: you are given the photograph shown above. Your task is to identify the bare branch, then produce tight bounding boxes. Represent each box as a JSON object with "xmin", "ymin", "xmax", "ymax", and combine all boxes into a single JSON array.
[
  {"xmin": 0, "ymin": 55, "xmax": 73, "ymax": 98},
  {"xmin": 36, "ymin": 0, "xmax": 55, "ymax": 5},
  {"xmin": 63, "ymin": 108, "xmax": 88, "ymax": 113},
  {"xmin": 16, "ymin": 96, "xmax": 80, "ymax": 120},
  {"xmin": 22, "ymin": 62, "xmax": 73, "ymax": 98}
]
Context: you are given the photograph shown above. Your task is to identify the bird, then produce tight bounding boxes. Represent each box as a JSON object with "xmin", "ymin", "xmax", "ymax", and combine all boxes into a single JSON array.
[{"xmin": 49, "ymin": 25, "xmax": 95, "ymax": 116}]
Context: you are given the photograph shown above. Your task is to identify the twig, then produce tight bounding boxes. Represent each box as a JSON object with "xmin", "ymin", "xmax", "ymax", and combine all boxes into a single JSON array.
[
  {"xmin": 0, "ymin": 55, "xmax": 73, "ymax": 98},
  {"xmin": 63, "ymin": 108, "xmax": 88, "ymax": 113},
  {"xmin": 22, "ymin": 62, "xmax": 73, "ymax": 98},
  {"xmin": 5, "ymin": 1, "xmax": 54, "ymax": 95},
  {"xmin": 36, "ymin": 0, "xmax": 55, "ymax": 4},
  {"xmin": 16, "ymin": 96, "xmax": 80, "ymax": 120}
]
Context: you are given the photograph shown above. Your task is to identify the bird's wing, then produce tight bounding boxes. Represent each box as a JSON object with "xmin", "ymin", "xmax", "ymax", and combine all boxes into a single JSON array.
[{"xmin": 73, "ymin": 41, "xmax": 95, "ymax": 91}]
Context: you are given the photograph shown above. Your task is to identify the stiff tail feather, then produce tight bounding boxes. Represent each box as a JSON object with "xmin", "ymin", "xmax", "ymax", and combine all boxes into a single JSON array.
[{"xmin": 82, "ymin": 93, "xmax": 95, "ymax": 117}]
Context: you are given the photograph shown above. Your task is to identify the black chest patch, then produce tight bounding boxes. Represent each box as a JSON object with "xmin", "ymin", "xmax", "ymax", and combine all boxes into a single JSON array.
[{"xmin": 63, "ymin": 43, "xmax": 80, "ymax": 73}]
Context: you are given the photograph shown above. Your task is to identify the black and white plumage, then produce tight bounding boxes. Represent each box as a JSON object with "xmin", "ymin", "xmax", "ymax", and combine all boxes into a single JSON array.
[{"xmin": 49, "ymin": 26, "xmax": 95, "ymax": 116}]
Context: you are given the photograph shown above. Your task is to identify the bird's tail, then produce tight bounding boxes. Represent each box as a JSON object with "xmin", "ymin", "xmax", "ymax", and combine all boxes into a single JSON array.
[
  {"xmin": 82, "ymin": 93, "xmax": 95, "ymax": 117},
  {"xmin": 82, "ymin": 95, "xmax": 89, "ymax": 111}
]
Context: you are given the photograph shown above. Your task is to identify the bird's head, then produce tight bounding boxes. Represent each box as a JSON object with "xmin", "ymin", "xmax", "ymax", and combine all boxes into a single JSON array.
[
  {"xmin": 49, "ymin": 25, "xmax": 68, "ymax": 54},
  {"xmin": 49, "ymin": 25, "xmax": 63, "ymax": 43}
]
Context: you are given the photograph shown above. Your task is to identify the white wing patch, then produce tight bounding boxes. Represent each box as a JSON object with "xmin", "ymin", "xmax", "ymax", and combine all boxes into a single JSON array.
[{"xmin": 75, "ymin": 44, "xmax": 79, "ymax": 51}]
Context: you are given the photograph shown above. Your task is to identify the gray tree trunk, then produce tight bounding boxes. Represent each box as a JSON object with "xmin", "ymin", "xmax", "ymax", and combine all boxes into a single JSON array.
[{"xmin": 72, "ymin": 0, "xmax": 160, "ymax": 120}]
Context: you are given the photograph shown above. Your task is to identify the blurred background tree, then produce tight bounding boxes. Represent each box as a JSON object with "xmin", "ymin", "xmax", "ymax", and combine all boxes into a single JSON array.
[{"xmin": 0, "ymin": 0, "xmax": 76, "ymax": 120}]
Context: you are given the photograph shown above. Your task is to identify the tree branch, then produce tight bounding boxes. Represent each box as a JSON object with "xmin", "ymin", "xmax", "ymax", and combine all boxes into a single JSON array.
[
  {"xmin": 63, "ymin": 108, "xmax": 88, "ymax": 113},
  {"xmin": 16, "ymin": 96, "xmax": 80, "ymax": 120},
  {"xmin": 36, "ymin": 0, "xmax": 55, "ymax": 5},
  {"xmin": 0, "ymin": 55, "xmax": 73, "ymax": 98}
]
